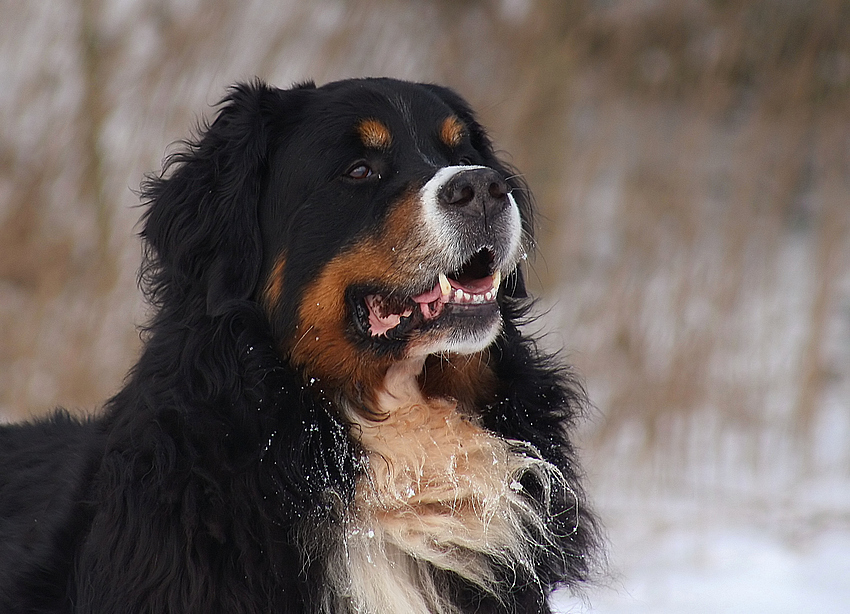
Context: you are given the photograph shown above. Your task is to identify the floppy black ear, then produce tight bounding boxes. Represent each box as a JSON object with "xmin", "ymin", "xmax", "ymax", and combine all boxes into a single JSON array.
[
  {"xmin": 423, "ymin": 84, "xmax": 531, "ymax": 299},
  {"xmin": 141, "ymin": 81, "xmax": 276, "ymax": 316}
]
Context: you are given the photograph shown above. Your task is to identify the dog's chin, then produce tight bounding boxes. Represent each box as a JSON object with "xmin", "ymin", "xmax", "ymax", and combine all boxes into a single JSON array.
[{"xmin": 413, "ymin": 302, "xmax": 502, "ymax": 357}]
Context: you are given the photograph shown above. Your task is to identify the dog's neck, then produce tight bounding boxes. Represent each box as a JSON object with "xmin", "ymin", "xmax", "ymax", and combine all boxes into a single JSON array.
[{"xmin": 372, "ymin": 356, "xmax": 429, "ymax": 415}]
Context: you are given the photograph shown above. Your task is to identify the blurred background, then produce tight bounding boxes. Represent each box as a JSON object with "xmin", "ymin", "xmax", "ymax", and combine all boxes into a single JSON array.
[{"xmin": 1, "ymin": 0, "xmax": 848, "ymax": 611}]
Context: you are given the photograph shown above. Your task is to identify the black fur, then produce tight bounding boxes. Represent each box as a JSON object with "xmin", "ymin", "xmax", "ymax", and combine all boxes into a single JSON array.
[{"xmin": 0, "ymin": 78, "xmax": 596, "ymax": 613}]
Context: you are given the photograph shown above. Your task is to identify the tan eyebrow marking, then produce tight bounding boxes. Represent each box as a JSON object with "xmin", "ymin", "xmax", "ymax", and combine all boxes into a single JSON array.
[
  {"xmin": 357, "ymin": 119, "xmax": 393, "ymax": 150},
  {"xmin": 439, "ymin": 116, "xmax": 465, "ymax": 148}
]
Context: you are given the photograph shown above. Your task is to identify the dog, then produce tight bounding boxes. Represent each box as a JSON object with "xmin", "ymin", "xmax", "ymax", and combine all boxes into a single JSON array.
[{"xmin": 0, "ymin": 78, "xmax": 596, "ymax": 613}]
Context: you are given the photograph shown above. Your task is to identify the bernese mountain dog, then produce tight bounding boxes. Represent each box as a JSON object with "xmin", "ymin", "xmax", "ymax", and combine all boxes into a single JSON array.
[{"xmin": 0, "ymin": 78, "xmax": 597, "ymax": 614}]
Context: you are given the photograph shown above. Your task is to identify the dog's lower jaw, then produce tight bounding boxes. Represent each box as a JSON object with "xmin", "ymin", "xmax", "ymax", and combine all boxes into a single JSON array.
[{"xmin": 406, "ymin": 308, "xmax": 503, "ymax": 362}]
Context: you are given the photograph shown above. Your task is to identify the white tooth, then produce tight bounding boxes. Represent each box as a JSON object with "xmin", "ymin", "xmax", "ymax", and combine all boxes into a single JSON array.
[
  {"xmin": 455, "ymin": 289, "xmax": 465, "ymax": 302},
  {"xmin": 493, "ymin": 270, "xmax": 502, "ymax": 292},
  {"xmin": 474, "ymin": 294, "xmax": 483, "ymax": 303},
  {"xmin": 439, "ymin": 273, "xmax": 451, "ymax": 296},
  {"xmin": 485, "ymin": 291, "xmax": 493, "ymax": 301}
]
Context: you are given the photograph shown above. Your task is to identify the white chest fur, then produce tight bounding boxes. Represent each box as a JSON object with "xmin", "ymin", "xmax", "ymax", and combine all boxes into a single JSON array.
[{"xmin": 321, "ymin": 361, "xmax": 570, "ymax": 614}]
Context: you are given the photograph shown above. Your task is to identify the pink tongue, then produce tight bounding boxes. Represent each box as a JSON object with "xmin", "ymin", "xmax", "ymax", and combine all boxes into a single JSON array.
[
  {"xmin": 405, "ymin": 272, "xmax": 497, "ymax": 324},
  {"xmin": 412, "ymin": 275, "xmax": 495, "ymax": 302},
  {"xmin": 411, "ymin": 283, "xmax": 442, "ymax": 305},
  {"xmin": 411, "ymin": 282, "xmax": 444, "ymax": 321}
]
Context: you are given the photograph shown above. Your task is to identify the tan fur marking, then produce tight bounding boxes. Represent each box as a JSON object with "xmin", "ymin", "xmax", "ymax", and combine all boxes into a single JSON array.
[
  {"xmin": 357, "ymin": 118, "xmax": 393, "ymax": 150},
  {"xmin": 439, "ymin": 116, "xmax": 465, "ymax": 148},
  {"xmin": 287, "ymin": 191, "xmax": 428, "ymax": 403},
  {"xmin": 287, "ymin": 243, "xmax": 385, "ymax": 400},
  {"xmin": 262, "ymin": 254, "xmax": 287, "ymax": 312}
]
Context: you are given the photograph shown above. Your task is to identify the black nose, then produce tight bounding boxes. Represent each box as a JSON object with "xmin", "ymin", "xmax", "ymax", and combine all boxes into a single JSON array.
[{"xmin": 438, "ymin": 168, "xmax": 509, "ymax": 218}]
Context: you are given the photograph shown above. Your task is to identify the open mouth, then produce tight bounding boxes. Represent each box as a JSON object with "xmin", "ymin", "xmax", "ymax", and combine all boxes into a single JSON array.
[{"xmin": 353, "ymin": 248, "xmax": 502, "ymax": 341}]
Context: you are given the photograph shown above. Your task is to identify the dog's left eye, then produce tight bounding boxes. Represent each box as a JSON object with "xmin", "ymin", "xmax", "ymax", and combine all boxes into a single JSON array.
[{"xmin": 346, "ymin": 163, "xmax": 374, "ymax": 180}]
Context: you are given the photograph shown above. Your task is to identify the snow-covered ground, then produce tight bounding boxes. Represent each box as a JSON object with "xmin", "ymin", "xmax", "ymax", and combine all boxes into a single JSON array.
[
  {"xmin": 554, "ymin": 503, "xmax": 850, "ymax": 613},
  {"xmin": 551, "ymin": 453, "xmax": 850, "ymax": 614},
  {"xmin": 584, "ymin": 527, "xmax": 850, "ymax": 613}
]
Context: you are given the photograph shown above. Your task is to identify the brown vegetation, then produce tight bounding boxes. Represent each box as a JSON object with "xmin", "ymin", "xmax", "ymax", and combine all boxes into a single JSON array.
[{"xmin": 1, "ymin": 1, "xmax": 847, "ymax": 484}]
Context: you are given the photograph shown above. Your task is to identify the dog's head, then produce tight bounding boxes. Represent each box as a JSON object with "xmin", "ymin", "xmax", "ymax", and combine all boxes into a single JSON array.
[{"xmin": 142, "ymin": 78, "xmax": 533, "ymax": 402}]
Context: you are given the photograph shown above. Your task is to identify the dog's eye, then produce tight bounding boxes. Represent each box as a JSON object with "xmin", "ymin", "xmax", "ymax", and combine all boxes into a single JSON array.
[
  {"xmin": 346, "ymin": 163, "xmax": 374, "ymax": 180},
  {"xmin": 458, "ymin": 156, "xmax": 473, "ymax": 166}
]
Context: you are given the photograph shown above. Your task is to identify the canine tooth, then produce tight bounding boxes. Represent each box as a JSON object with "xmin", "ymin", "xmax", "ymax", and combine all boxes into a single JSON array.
[
  {"xmin": 493, "ymin": 270, "xmax": 501, "ymax": 292},
  {"xmin": 439, "ymin": 273, "xmax": 451, "ymax": 296}
]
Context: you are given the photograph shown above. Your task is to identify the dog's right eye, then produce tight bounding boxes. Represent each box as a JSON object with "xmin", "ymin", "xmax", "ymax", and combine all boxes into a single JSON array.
[{"xmin": 346, "ymin": 163, "xmax": 374, "ymax": 180}]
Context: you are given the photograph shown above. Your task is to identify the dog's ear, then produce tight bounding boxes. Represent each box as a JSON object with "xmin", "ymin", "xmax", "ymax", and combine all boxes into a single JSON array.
[
  {"xmin": 141, "ymin": 81, "xmax": 277, "ymax": 316},
  {"xmin": 423, "ymin": 84, "xmax": 532, "ymax": 299}
]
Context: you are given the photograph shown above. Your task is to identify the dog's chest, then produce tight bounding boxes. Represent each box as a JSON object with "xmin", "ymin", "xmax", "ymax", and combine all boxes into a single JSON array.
[
  {"xmin": 327, "ymin": 397, "xmax": 534, "ymax": 613},
  {"xmin": 355, "ymin": 398, "xmax": 511, "ymax": 535}
]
